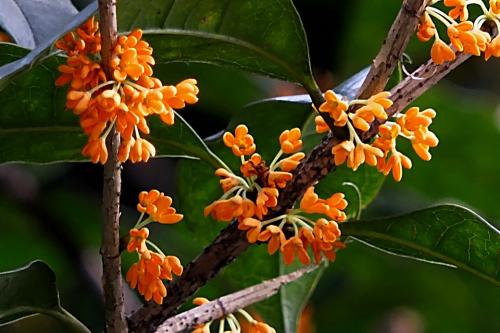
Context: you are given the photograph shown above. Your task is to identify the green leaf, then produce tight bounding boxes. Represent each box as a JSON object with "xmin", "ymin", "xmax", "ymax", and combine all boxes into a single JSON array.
[
  {"xmin": 0, "ymin": 0, "xmax": 78, "ymax": 49},
  {"xmin": 117, "ymin": 0, "xmax": 315, "ymax": 88},
  {"xmin": 0, "ymin": 261, "xmax": 90, "ymax": 333},
  {"xmin": 0, "ymin": 2, "xmax": 97, "ymax": 85},
  {"xmin": 280, "ymin": 261, "xmax": 324, "ymax": 333},
  {"xmin": 340, "ymin": 205, "xmax": 500, "ymax": 285},
  {"xmin": 0, "ymin": 43, "xmax": 219, "ymax": 165}
]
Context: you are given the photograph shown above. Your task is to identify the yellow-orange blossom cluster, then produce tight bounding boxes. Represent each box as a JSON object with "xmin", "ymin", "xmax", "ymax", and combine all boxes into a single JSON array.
[
  {"xmin": 125, "ymin": 189, "xmax": 184, "ymax": 304},
  {"xmin": 417, "ymin": 0, "xmax": 500, "ymax": 64},
  {"xmin": 204, "ymin": 125, "xmax": 347, "ymax": 265},
  {"xmin": 55, "ymin": 17, "xmax": 199, "ymax": 164},
  {"xmin": 316, "ymin": 90, "xmax": 438, "ymax": 182}
]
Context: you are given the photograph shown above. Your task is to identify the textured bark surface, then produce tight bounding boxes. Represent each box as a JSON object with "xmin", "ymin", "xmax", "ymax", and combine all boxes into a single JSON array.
[
  {"xmin": 155, "ymin": 266, "xmax": 315, "ymax": 333},
  {"xmin": 99, "ymin": 0, "xmax": 127, "ymax": 332}
]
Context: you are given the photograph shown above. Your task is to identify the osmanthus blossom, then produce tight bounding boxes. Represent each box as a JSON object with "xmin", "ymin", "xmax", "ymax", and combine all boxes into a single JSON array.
[
  {"xmin": 55, "ymin": 17, "xmax": 199, "ymax": 164},
  {"xmin": 416, "ymin": 0, "xmax": 500, "ymax": 64},
  {"xmin": 125, "ymin": 190, "xmax": 184, "ymax": 304}
]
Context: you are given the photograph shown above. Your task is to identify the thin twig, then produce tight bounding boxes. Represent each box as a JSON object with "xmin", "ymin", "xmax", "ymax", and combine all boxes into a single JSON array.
[
  {"xmin": 155, "ymin": 266, "xmax": 316, "ymax": 333},
  {"xmin": 128, "ymin": 1, "xmax": 473, "ymax": 331},
  {"xmin": 98, "ymin": 0, "xmax": 127, "ymax": 332}
]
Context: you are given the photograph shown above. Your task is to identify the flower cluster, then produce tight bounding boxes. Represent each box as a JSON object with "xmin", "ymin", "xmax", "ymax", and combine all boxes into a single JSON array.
[
  {"xmin": 125, "ymin": 190, "xmax": 183, "ymax": 304},
  {"xmin": 317, "ymin": 90, "xmax": 438, "ymax": 182},
  {"xmin": 191, "ymin": 297, "xmax": 276, "ymax": 333},
  {"xmin": 417, "ymin": 0, "xmax": 500, "ymax": 64},
  {"xmin": 55, "ymin": 17, "xmax": 199, "ymax": 164},
  {"xmin": 204, "ymin": 125, "xmax": 347, "ymax": 265}
]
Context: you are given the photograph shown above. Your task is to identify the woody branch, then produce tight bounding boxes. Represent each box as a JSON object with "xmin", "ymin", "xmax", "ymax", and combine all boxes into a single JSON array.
[
  {"xmin": 128, "ymin": 0, "xmax": 474, "ymax": 331},
  {"xmin": 98, "ymin": 0, "xmax": 128, "ymax": 332}
]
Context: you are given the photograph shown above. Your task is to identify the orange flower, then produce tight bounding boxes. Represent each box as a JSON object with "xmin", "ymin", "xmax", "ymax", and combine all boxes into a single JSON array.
[
  {"xmin": 447, "ymin": 21, "xmax": 489, "ymax": 56},
  {"xmin": 255, "ymin": 187, "xmax": 279, "ymax": 219},
  {"xmin": 313, "ymin": 219, "xmax": 341, "ymax": 243},
  {"xmin": 223, "ymin": 125, "xmax": 256, "ymax": 157},
  {"xmin": 127, "ymin": 228, "xmax": 149, "ymax": 253},
  {"xmin": 126, "ymin": 250, "xmax": 182, "ymax": 304},
  {"xmin": 279, "ymin": 128, "xmax": 303, "ymax": 153},
  {"xmin": 397, "ymin": 107, "xmax": 438, "ymax": 161},
  {"xmin": 331, "ymin": 140, "xmax": 355, "ymax": 166},
  {"xmin": 193, "ymin": 297, "xmax": 210, "ymax": 306},
  {"xmin": 278, "ymin": 152, "xmax": 305, "ymax": 172},
  {"xmin": 378, "ymin": 151, "xmax": 412, "ymax": 182},
  {"xmin": 351, "ymin": 92, "xmax": 392, "ymax": 131},
  {"xmin": 281, "ymin": 236, "xmax": 310, "ymax": 265},
  {"xmin": 240, "ymin": 153, "xmax": 263, "ymax": 177},
  {"xmin": 82, "ymin": 137, "xmax": 108, "ymax": 164},
  {"xmin": 299, "ymin": 187, "xmax": 347, "ymax": 221},
  {"xmin": 137, "ymin": 189, "xmax": 161, "ymax": 213},
  {"xmin": 56, "ymin": 18, "xmax": 200, "ymax": 164},
  {"xmin": 491, "ymin": 0, "xmax": 500, "ymax": 14},
  {"xmin": 238, "ymin": 218, "xmax": 262, "ymax": 243},
  {"xmin": 167, "ymin": 79, "xmax": 200, "ymax": 108},
  {"xmin": 137, "ymin": 190, "xmax": 183, "ymax": 223},
  {"xmin": 248, "ymin": 321, "xmax": 277, "ymax": 333},
  {"xmin": 268, "ymin": 171, "xmax": 292, "ymax": 188},
  {"xmin": 310, "ymin": 239, "xmax": 346, "ymax": 264},
  {"xmin": 314, "ymin": 115, "xmax": 330, "ymax": 134},
  {"xmin": 258, "ymin": 225, "xmax": 286, "ymax": 255},
  {"xmin": 151, "ymin": 195, "xmax": 184, "ymax": 224},
  {"xmin": 215, "ymin": 168, "xmax": 240, "ymax": 192},
  {"xmin": 444, "ymin": 0, "xmax": 468, "ymax": 21},
  {"xmin": 318, "ymin": 90, "xmax": 348, "ymax": 126},
  {"xmin": 204, "ymin": 195, "xmax": 244, "ymax": 221},
  {"xmin": 300, "ymin": 186, "xmax": 328, "ymax": 214},
  {"xmin": 129, "ymin": 138, "xmax": 156, "ymax": 163},
  {"xmin": 347, "ymin": 143, "xmax": 384, "ymax": 171},
  {"xmin": 485, "ymin": 34, "xmax": 500, "ymax": 60},
  {"xmin": 431, "ymin": 39, "xmax": 456, "ymax": 64},
  {"xmin": 417, "ymin": 12, "xmax": 436, "ymax": 42},
  {"xmin": 323, "ymin": 193, "xmax": 348, "ymax": 221}
]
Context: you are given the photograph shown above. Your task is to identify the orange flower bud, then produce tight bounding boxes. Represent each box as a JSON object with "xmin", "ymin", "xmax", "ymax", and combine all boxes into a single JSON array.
[{"xmin": 279, "ymin": 128, "xmax": 303, "ymax": 153}]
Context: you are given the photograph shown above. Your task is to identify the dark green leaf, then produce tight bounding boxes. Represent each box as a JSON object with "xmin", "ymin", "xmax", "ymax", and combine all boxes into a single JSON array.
[
  {"xmin": 341, "ymin": 205, "xmax": 500, "ymax": 285},
  {"xmin": 0, "ymin": 261, "xmax": 90, "ymax": 332},
  {"xmin": 280, "ymin": 261, "xmax": 324, "ymax": 333},
  {"xmin": 117, "ymin": 0, "xmax": 315, "ymax": 88}
]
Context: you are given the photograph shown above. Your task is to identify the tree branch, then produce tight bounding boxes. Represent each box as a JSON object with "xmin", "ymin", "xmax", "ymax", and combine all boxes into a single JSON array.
[
  {"xmin": 128, "ymin": 1, "xmax": 474, "ymax": 332},
  {"xmin": 356, "ymin": 0, "xmax": 428, "ymax": 99},
  {"xmin": 98, "ymin": 0, "xmax": 127, "ymax": 332},
  {"xmin": 154, "ymin": 266, "xmax": 316, "ymax": 333}
]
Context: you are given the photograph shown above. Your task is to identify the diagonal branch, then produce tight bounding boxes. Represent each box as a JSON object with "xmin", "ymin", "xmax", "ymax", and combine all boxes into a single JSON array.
[
  {"xmin": 127, "ymin": 1, "xmax": 476, "ymax": 332},
  {"xmin": 155, "ymin": 266, "xmax": 317, "ymax": 333}
]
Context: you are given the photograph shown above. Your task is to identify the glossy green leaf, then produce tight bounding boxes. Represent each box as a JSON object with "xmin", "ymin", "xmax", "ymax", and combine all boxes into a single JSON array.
[
  {"xmin": 341, "ymin": 205, "xmax": 500, "ymax": 285},
  {"xmin": 280, "ymin": 261, "xmax": 324, "ymax": 333},
  {"xmin": 0, "ymin": 261, "xmax": 90, "ymax": 332},
  {"xmin": 117, "ymin": 0, "xmax": 315, "ymax": 88},
  {"xmin": 0, "ymin": 43, "xmax": 219, "ymax": 165}
]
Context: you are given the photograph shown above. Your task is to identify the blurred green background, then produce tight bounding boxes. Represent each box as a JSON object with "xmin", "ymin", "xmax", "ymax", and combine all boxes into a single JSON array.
[{"xmin": 0, "ymin": 0, "xmax": 499, "ymax": 332}]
